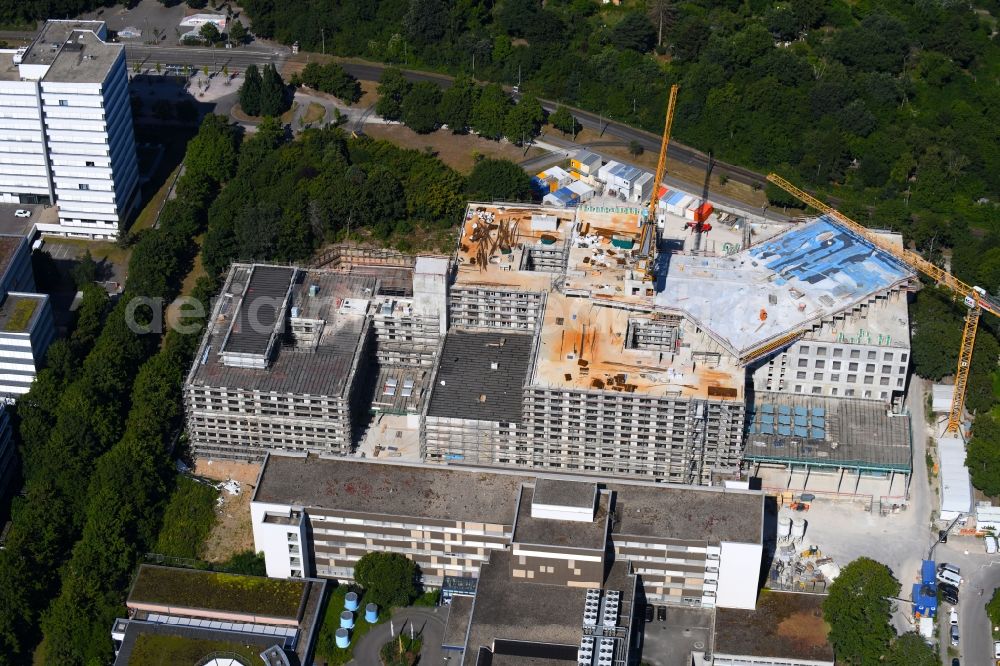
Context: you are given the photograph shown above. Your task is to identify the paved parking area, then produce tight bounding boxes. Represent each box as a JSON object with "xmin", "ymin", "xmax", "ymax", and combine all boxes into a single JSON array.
[
  {"xmin": 638, "ymin": 606, "xmax": 713, "ymax": 666},
  {"xmin": 79, "ymin": 0, "xmax": 187, "ymax": 45}
]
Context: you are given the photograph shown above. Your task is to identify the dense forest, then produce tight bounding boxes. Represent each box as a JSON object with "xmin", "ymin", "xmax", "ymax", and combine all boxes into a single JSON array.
[{"xmin": 239, "ymin": 0, "xmax": 999, "ymax": 280}]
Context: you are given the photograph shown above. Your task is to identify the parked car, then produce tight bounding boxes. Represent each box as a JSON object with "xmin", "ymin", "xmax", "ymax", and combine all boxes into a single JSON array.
[
  {"xmin": 13, "ymin": 209, "xmax": 30, "ymax": 218},
  {"xmin": 939, "ymin": 562, "xmax": 961, "ymax": 576},
  {"xmin": 951, "ymin": 658, "xmax": 959, "ymax": 666},
  {"xmin": 937, "ymin": 568, "xmax": 963, "ymax": 587},
  {"xmin": 941, "ymin": 586, "xmax": 959, "ymax": 605},
  {"xmin": 950, "ymin": 624, "xmax": 959, "ymax": 646},
  {"xmin": 994, "ymin": 639, "xmax": 1000, "ymax": 658},
  {"xmin": 644, "ymin": 604, "xmax": 653, "ymax": 622},
  {"xmin": 987, "ymin": 535, "xmax": 998, "ymax": 554},
  {"xmin": 950, "ymin": 608, "xmax": 959, "ymax": 625},
  {"xmin": 656, "ymin": 606, "xmax": 666, "ymax": 621}
]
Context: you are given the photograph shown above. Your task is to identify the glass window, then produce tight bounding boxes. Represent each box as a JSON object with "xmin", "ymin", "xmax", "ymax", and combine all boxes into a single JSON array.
[
  {"xmin": 58, "ymin": 99, "xmax": 68, "ymax": 106},
  {"xmin": 846, "ymin": 388, "xmax": 855, "ymax": 396},
  {"xmin": 882, "ymin": 365, "xmax": 891, "ymax": 374},
  {"xmin": 867, "ymin": 351, "xmax": 877, "ymax": 359},
  {"xmin": 796, "ymin": 371, "xmax": 806, "ymax": 379},
  {"xmin": 832, "ymin": 361, "xmax": 841, "ymax": 370},
  {"xmin": 831, "ymin": 388, "xmax": 838, "ymax": 395},
  {"xmin": 899, "ymin": 366, "xmax": 907, "ymax": 375},
  {"xmin": 795, "ymin": 385, "xmax": 802, "ymax": 393},
  {"xmin": 831, "ymin": 374, "xmax": 840, "ymax": 382},
  {"xmin": 884, "ymin": 352, "xmax": 894, "ymax": 361},
  {"xmin": 849, "ymin": 362, "xmax": 859, "ymax": 371},
  {"xmin": 864, "ymin": 376, "xmax": 874, "ymax": 384},
  {"xmin": 816, "ymin": 347, "xmax": 827, "ymax": 356},
  {"xmin": 798, "ymin": 359, "xmax": 808, "ymax": 367},
  {"xmin": 866, "ymin": 364, "xmax": 876, "ymax": 372},
  {"xmin": 901, "ymin": 353, "xmax": 908, "ymax": 363},
  {"xmin": 800, "ymin": 346, "xmax": 810, "ymax": 354},
  {"xmin": 813, "ymin": 373, "xmax": 823, "ymax": 380},
  {"xmin": 815, "ymin": 359, "xmax": 825, "ymax": 369},
  {"xmin": 812, "ymin": 386, "xmax": 822, "ymax": 394},
  {"xmin": 880, "ymin": 377, "xmax": 890, "ymax": 386},
  {"xmin": 880, "ymin": 392, "xmax": 887, "ymax": 399},
  {"xmin": 833, "ymin": 348, "xmax": 843, "ymax": 358},
  {"xmin": 864, "ymin": 390, "xmax": 872, "ymax": 398},
  {"xmin": 850, "ymin": 349, "xmax": 860, "ymax": 359},
  {"xmin": 848, "ymin": 374, "xmax": 857, "ymax": 383},
  {"xmin": 897, "ymin": 378, "xmax": 904, "ymax": 387}
]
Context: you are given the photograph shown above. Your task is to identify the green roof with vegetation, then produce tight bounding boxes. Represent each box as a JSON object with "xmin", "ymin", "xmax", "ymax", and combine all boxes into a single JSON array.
[
  {"xmin": 129, "ymin": 565, "xmax": 305, "ymax": 618},
  {"xmin": 2, "ymin": 298, "xmax": 36, "ymax": 332},
  {"xmin": 128, "ymin": 633, "xmax": 260, "ymax": 666}
]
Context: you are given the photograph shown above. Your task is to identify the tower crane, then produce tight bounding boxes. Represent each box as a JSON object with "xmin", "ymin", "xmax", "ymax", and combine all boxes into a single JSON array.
[
  {"xmin": 639, "ymin": 83, "xmax": 679, "ymax": 275},
  {"xmin": 767, "ymin": 173, "xmax": 1000, "ymax": 435}
]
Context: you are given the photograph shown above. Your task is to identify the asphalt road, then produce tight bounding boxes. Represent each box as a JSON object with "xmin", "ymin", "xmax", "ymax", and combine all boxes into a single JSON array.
[
  {"xmin": 124, "ymin": 45, "xmax": 774, "ymax": 192},
  {"xmin": 350, "ymin": 607, "xmax": 448, "ymax": 665},
  {"xmin": 125, "ymin": 44, "xmax": 286, "ymax": 72}
]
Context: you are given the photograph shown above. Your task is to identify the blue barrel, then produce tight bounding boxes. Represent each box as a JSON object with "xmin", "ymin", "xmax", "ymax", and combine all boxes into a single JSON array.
[
  {"xmin": 340, "ymin": 611, "xmax": 354, "ymax": 629},
  {"xmin": 335, "ymin": 628, "xmax": 350, "ymax": 648},
  {"xmin": 365, "ymin": 603, "xmax": 378, "ymax": 623},
  {"xmin": 344, "ymin": 592, "xmax": 359, "ymax": 612}
]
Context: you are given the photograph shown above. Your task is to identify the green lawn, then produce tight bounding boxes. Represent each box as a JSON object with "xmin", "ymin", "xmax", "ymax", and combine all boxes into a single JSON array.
[
  {"xmin": 3, "ymin": 299, "xmax": 36, "ymax": 332},
  {"xmin": 129, "ymin": 634, "xmax": 261, "ymax": 666},
  {"xmin": 129, "ymin": 566, "xmax": 305, "ymax": 618},
  {"xmin": 315, "ymin": 585, "xmax": 389, "ymax": 666}
]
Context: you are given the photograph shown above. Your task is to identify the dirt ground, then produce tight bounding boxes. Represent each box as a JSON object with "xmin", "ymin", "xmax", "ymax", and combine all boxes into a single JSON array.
[
  {"xmin": 193, "ymin": 458, "xmax": 262, "ymax": 563},
  {"xmin": 363, "ymin": 123, "xmax": 544, "ymax": 174},
  {"xmin": 564, "ymin": 126, "xmax": 768, "ymax": 209}
]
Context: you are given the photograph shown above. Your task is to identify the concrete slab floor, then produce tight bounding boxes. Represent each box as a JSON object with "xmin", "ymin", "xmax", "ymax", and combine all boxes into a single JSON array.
[{"xmin": 638, "ymin": 606, "xmax": 713, "ymax": 666}]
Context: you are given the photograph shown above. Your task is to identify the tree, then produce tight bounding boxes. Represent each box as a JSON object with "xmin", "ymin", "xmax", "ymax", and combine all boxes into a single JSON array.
[
  {"xmin": 966, "ymin": 414, "xmax": 1000, "ymax": 496},
  {"xmin": 71, "ymin": 251, "xmax": 98, "ymax": 287},
  {"xmin": 611, "ymin": 13, "xmax": 656, "ymax": 53},
  {"xmin": 647, "ymin": 0, "xmax": 676, "ymax": 48},
  {"xmin": 628, "ymin": 140, "xmax": 643, "ymax": 157},
  {"xmin": 404, "ymin": 0, "xmax": 446, "ymax": 46},
  {"xmin": 239, "ymin": 64, "xmax": 262, "ymax": 117},
  {"xmin": 258, "ymin": 63, "xmax": 289, "ymax": 117},
  {"xmin": 229, "ymin": 20, "xmax": 246, "ymax": 45},
  {"xmin": 300, "ymin": 62, "xmax": 361, "ymax": 103},
  {"xmin": 467, "ymin": 158, "xmax": 532, "ymax": 201},
  {"xmin": 503, "ymin": 94, "xmax": 544, "ymax": 145},
  {"xmin": 437, "ymin": 76, "xmax": 476, "ymax": 134},
  {"xmin": 910, "ymin": 288, "xmax": 962, "ymax": 381},
  {"xmin": 470, "ymin": 83, "xmax": 510, "ymax": 140},
  {"xmin": 884, "ymin": 633, "xmax": 938, "ymax": 666},
  {"xmin": 353, "ymin": 552, "xmax": 417, "ymax": 609},
  {"xmin": 823, "ymin": 557, "xmax": 899, "ymax": 665},
  {"xmin": 376, "ymin": 68, "xmax": 411, "ymax": 122},
  {"xmin": 401, "ymin": 81, "xmax": 441, "ymax": 134},
  {"xmin": 199, "ymin": 22, "xmax": 220, "ymax": 44},
  {"xmin": 549, "ymin": 106, "xmax": 578, "ymax": 136}
]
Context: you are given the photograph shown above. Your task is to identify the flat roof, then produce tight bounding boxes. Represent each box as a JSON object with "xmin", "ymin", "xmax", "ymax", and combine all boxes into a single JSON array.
[
  {"xmin": 657, "ymin": 217, "xmax": 914, "ymax": 356},
  {"xmin": 454, "ymin": 203, "xmax": 575, "ymax": 291},
  {"xmin": 530, "ymin": 291, "xmax": 744, "ymax": 400},
  {"xmin": 512, "ymin": 486, "xmax": 607, "ymax": 550},
  {"xmin": 254, "ymin": 455, "xmax": 531, "ymax": 525},
  {"xmin": 608, "ymin": 481, "xmax": 763, "ymax": 544},
  {"xmin": 219, "ymin": 265, "xmax": 295, "ymax": 357},
  {"xmin": 714, "ymin": 591, "xmax": 833, "ymax": 663},
  {"xmin": 254, "ymin": 455, "xmax": 764, "ymax": 544},
  {"xmin": 532, "ymin": 477, "xmax": 597, "ymax": 509},
  {"xmin": 426, "ymin": 330, "xmax": 533, "ymax": 424},
  {"xmin": 0, "ymin": 236, "xmax": 24, "ymax": 280},
  {"xmin": 0, "ymin": 293, "xmax": 44, "ymax": 333},
  {"xmin": 0, "ymin": 52, "xmax": 18, "ymax": 81},
  {"xmin": 44, "ymin": 30, "xmax": 121, "ymax": 83},
  {"xmin": 112, "ymin": 620, "xmax": 283, "ymax": 666},
  {"xmin": 188, "ymin": 265, "xmax": 376, "ymax": 397},
  {"xmin": 443, "ymin": 595, "xmax": 475, "ymax": 648},
  {"xmin": 463, "ymin": 550, "xmax": 635, "ymax": 666},
  {"xmin": 744, "ymin": 392, "xmax": 911, "ymax": 472},
  {"xmin": 128, "ymin": 565, "xmax": 307, "ymax": 619}
]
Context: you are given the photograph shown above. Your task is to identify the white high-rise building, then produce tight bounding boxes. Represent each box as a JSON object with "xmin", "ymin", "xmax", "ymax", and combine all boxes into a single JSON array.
[{"xmin": 0, "ymin": 20, "xmax": 139, "ymax": 239}]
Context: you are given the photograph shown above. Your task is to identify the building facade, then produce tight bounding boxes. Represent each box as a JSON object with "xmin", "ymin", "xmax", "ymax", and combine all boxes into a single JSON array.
[
  {"xmin": 0, "ymin": 233, "xmax": 54, "ymax": 399},
  {"xmin": 0, "ymin": 20, "xmax": 139, "ymax": 238},
  {"xmin": 250, "ymin": 454, "xmax": 764, "ymax": 610}
]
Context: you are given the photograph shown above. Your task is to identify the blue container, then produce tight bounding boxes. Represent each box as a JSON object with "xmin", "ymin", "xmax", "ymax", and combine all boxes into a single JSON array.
[
  {"xmin": 335, "ymin": 628, "xmax": 350, "ymax": 649},
  {"xmin": 344, "ymin": 592, "xmax": 359, "ymax": 612},
  {"xmin": 340, "ymin": 611, "xmax": 354, "ymax": 629},
  {"xmin": 365, "ymin": 603, "xmax": 378, "ymax": 623}
]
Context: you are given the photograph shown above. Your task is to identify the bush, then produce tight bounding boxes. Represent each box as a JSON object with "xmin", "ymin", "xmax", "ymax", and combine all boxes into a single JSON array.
[
  {"xmin": 354, "ymin": 552, "xmax": 418, "ymax": 609},
  {"xmin": 467, "ymin": 158, "xmax": 533, "ymax": 202},
  {"xmin": 299, "ymin": 62, "xmax": 361, "ymax": 104}
]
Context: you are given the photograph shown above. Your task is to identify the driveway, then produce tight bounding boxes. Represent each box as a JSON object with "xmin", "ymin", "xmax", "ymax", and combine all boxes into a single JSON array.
[
  {"xmin": 350, "ymin": 606, "xmax": 449, "ymax": 665},
  {"xmin": 932, "ymin": 537, "xmax": 1000, "ymax": 665}
]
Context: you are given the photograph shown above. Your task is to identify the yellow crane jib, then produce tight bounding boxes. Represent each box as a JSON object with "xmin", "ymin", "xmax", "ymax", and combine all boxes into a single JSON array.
[
  {"xmin": 765, "ymin": 173, "xmax": 994, "ymax": 436},
  {"xmin": 640, "ymin": 84, "xmax": 679, "ymax": 268}
]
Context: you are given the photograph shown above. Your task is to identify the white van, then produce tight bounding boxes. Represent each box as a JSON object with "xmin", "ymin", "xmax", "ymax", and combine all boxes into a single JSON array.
[
  {"xmin": 987, "ymin": 536, "xmax": 998, "ymax": 554},
  {"xmin": 937, "ymin": 568, "xmax": 962, "ymax": 587}
]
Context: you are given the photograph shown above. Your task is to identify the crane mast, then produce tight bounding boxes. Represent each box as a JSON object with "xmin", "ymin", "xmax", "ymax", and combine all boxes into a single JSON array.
[
  {"xmin": 766, "ymin": 173, "xmax": 998, "ymax": 435},
  {"xmin": 639, "ymin": 84, "xmax": 679, "ymax": 275}
]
